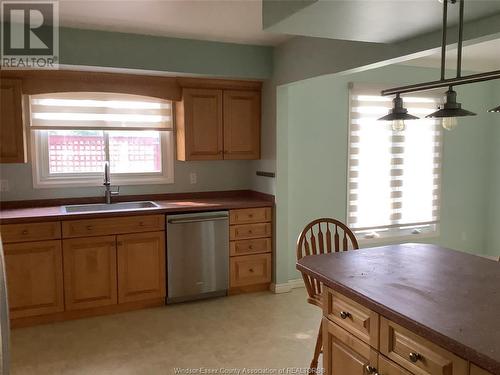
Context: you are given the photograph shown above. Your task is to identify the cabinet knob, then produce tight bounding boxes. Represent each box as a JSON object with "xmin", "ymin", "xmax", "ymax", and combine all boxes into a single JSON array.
[
  {"xmin": 21, "ymin": 229, "xmax": 29, "ymax": 235},
  {"xmin": 86, "ymin": 225, "xmax": 93, "ymax": 231},
  {"xmin": 139, "ymin": 222, "xmax": 144, "ymax": 226},
  {"xmin": 248, "ymin": 245, "xmax": 253, "ymax": 250},
  {"xmin": 117, "ymin": 241, "xmax": 123, "ymax": 246},
  {"xmin": 409, "ymin": 352, "xmax": 422, "ymax": 363},
  {"xmin": 365, "ymin": 365, "xmax": 378, "ymax": 375},
  {"xmin": 249, "ymin": 268, "xmax": 254, "ymax": 273},
  {"xmin": 340, "ymin": 311, "xmax": 351, "ymax": 319}
]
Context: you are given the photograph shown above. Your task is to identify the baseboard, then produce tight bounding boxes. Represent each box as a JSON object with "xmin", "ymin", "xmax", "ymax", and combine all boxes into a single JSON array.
[{"xmin": 270, "ymin": 278, "xmax": 304, "ymax": 294}]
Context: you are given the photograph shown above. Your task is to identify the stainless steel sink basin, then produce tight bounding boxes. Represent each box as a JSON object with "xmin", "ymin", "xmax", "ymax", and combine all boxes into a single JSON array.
[{"xmin": 63, "ymin": 201, "xmax": 159, "ymax": 213}]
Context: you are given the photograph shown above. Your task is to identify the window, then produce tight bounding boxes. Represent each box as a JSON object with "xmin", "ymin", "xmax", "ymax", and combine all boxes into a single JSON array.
[
  {"xmin": 347, "ymin": 84, "xmax": 442, "ymax": 241},
  {"xmin": 29, "ymin": 92, "xmax": 174, "ymax": 187}
]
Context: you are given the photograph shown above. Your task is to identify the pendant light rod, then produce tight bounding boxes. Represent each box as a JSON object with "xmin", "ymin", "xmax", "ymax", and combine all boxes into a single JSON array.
[
  {"xmin": 440, "ymin": 0, "xmax": 448, "ymax": 81},
  {"xmin": 381, "ymin": 69, "xmax": 500, "ymax": 96},
  {"xmin": 456, "ymin": 0, "xmax": 464, "ymax": 78}
]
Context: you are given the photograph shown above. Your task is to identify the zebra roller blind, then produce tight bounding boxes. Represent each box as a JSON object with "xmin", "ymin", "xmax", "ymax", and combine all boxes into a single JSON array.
[{"xmin": 347, "ymin": 83, "xmax": 442, "ymax": 237}]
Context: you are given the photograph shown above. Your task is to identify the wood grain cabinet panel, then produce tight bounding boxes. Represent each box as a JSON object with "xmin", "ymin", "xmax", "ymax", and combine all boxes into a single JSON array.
[
  {"xmin": 62, "ymin": 215, "xmax": 164, "ymax": 238},
  {"xmin": 230, "ymin": 253, "xmax": 271, "ymax": 287},
  {"xmin": 176, "ymin": 88, "xmax": 223, "ymax": 161},
  {"xmin": 229, "ymin": 222, "xmax": 272, "ymax": 241},
  {"xmin": 0, "ymin": 78, "xmax": 26, "ymax": 163},
  {"xmin": 117, "ymin": 231, "xmax": 166, "ymax": 303},
  {"xmin": 63, "ymin": 236, "xmax": 118, "ymax": 310},
  {"xmin": 323, "ymin": 317, "xmax": 378, "ymax": 375},
  {"xmin": 223, "ymin": 90, "xmax": 260, "ymax": 160},
  {"xmin": 1, "ymin": 221, "xmax": 61, "ymax": 243},
  {"xmin": 324, "ymin": 288, "xmax": 379, "ymax": 349},
  {"xmin": 229, "ymin": 207, "xmax": 271, "ymax": 225},
  {"xmin": 470, "ymin": 364, "xmax": 494, "ymax": 375},
  {"xmin": 4, "ymin": 240, "xmax": 64, "ymax": 318},
  {"xmin": 380, "ymin": 317, "xmax": 468, "ymax": 375},
  {"xmin": 378, "ymin": 355, "xmax": 413, "ymax": 375}
]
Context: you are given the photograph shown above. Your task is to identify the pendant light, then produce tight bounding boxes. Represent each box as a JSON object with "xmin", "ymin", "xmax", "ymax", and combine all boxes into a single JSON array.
[
  {"xmin": 425, "ymin": 0, "xmax": 475, "ymax": 130},
  {"xmin": 379, "ymin": 0, "xmax": 500, "ymax": 128},
  {"xmin": 426, "ymin": 86, "xmax": 476, "ymax": 130},
  {"xmin": 377, "ymin": 94, "xmax": 419, "ymax": 131}
]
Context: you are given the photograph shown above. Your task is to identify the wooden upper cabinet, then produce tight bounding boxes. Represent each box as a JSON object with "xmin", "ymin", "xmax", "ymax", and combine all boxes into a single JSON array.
[
  {"xmin": 117, "ymin": 231, "xmax": 166, "ymax": 303},
  {"xmin": 4, "ymin": 240, "xmax": 64, "ymax": 319},
  {"xmin": 223, "ymin": 90, "xmax": 260, "ymax": 160},
  {"xmin": 63, "ymin": 236, "xmax": 118, "ymax": 310},
  {"xmin": 176, "ymin": 88, "xmax": 223, "ymax": 161},
  {"xmin": 0, "ymin": 78, "xmax": 26, "ymax": 163},
  {"xmin": 175, "ymin": 87, "xmax": 261, "ymax": 161}
]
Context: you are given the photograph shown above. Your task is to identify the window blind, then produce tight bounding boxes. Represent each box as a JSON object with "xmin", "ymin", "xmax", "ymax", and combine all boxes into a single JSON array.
[
  {"xmin": 29, "ymin": 92, "xmax": 173, "ymax": 131},
  {"xmin": 347, "ymin": 84, "xmax": 442, "ymax": 233}
]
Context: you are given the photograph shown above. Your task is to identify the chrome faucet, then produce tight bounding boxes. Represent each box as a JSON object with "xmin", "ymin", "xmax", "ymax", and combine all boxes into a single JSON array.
[{"xmin": 103, "ymin": 161, "xmax": 119, "ymax": 204}]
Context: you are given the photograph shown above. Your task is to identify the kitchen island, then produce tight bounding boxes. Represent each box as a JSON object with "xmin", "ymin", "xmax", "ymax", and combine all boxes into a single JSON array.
[{"xmin": 296, "ymin": 243, "xmax": 500, "ymax": 375}]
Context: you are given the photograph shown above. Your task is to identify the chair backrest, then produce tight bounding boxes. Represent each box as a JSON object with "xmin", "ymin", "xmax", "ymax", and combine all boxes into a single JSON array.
[{"xmin": 296, "ymin": 218, "xmax": 359, "ymax": 305}]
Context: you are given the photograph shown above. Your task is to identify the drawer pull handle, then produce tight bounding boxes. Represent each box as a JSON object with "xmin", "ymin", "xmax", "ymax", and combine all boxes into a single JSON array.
[
  {"xmin": 409, "ymin": 352, "xmax": 422, "ymax": 363},
  {"xmin": 340, "ymin": 311, "xmax": 351, "ymax": 319},
  {"xmin": 86, "ymin": 225, "xmax": 93, "ymax": 230},
  {"xmin": 248, "ymin": 214, "xmax": 253, "ymax": 218},
  {"xmin": 249, "ymin": 268, "xmax": 254, "ymax": 273},
  {"xmin": 365, "ymin": 365, "xmax": 378, "ymax": 375},
  {"xmin": 21, "ymin": 229, "xmax": 29, "ymax": 235}
]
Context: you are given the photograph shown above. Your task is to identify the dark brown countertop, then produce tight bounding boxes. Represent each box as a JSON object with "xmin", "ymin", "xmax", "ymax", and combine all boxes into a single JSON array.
[
  {"xmin": 0, "ymin": 190, "xmax": 274, "ymax": 224},
  {"xmin": 296, "ymin": 243, "xmax": 500, "ymax": 374}
]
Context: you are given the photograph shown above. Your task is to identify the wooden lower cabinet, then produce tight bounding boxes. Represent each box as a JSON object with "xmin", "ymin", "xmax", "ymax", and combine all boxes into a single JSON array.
[
  {"xmin": 63, "ymin": 236, "xmax": 118, "ymax": 311},
  {"xmin": 3, "ymin": 240, "xmax": 64, "ymax": 318},
  {"xmin": 117, "ymin": 231, "xmax": 166, "ymax": 303},
  {"xmin": 323, "ymin": 317, "xmax": 378, "ymax": 375},
  {"xmin": 230, "ymin": 253, "xmax": 271, "ymax": 287},
  {"xmin": 323, "ymin": 288, "xmax": 475, "ymax": 375}
]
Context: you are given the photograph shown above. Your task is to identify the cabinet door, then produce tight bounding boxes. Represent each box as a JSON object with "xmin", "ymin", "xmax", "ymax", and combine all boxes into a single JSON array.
[
  {"xmin": 378, "ymin": 355, "xmax": 412, "ymax": 375},
  {"xmin": 177, "ymin": 88, "xmax": 223, "ymax": 160},
  {"xmin": 4, "ymin": 240, "xmax": 64, "ymax": 319},
  {"xmin": 323, "ymin": 317, "xmax": 378, "ymax": 375},
  {"xmin": 0, "ymin": 78, "xmax": 26, "ymax": 163},
  {"xmin": 117, "ymin": 231, "xmax": 166, "ymax": 303},
  {"xmin": 63, "ymin": 236, "xmax": 117, "ymax": 310},
  {"xmin": 223, "ymin": 90, "xmax": 260, "ymax": 160}
]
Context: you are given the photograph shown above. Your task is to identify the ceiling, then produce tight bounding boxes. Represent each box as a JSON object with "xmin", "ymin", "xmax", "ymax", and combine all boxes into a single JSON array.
[
  {"xmin": 401, "ymin": 38, "xmax": 500, "ymax": 72},
  {"xmin": 58, "ymin": 0, "xmax": 289, "ymax": 46},
  {"xmin": 264, "ymin": 0, "xmax": 500, "ymax": 43}
]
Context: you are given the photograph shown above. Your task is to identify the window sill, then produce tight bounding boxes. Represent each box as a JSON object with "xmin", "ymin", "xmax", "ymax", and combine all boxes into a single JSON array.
[
  {"xmin": 357, "ymin": 231, "xmax": 440, "ymax": 247},
  {"xmin": 33, "ymin": 175, "xmax": 174, "ymax": 189}
]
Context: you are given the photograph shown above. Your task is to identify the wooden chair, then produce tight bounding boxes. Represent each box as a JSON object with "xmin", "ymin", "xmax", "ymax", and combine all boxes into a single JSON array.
[{"xmin": 296, "ymin": 218, "xmax": 359, "ymax": 370}]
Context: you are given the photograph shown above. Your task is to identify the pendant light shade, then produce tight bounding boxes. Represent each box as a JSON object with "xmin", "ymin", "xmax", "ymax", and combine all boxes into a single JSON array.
[
  {"xmin": 488, "ymin": 105, "xmax": 500, "ymax": 113},
  {"xmin": 378, "ymin": 94, "xmax": 420, "ymax": 122},
  {"xmin": 426, "ymin": 88, "xmax": 476, "ymax": 119}
]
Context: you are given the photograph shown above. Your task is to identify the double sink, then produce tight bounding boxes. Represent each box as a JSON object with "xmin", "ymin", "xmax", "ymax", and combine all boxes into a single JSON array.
[{"xmin": 63, "ymin": 201, "xmax": 159, "ymax": 213}]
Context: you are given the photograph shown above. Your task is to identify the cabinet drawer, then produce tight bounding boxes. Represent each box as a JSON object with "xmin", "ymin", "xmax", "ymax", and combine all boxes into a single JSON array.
[
  {"xmin": 324, "ymin": 288, "xmax": 379, "ymax": 349},
  {"xmin": 229, "ymin": 222, "xmax": 271, "ymax": 240},
  {"xmin": 470, "ymin": 364, "xmax": 494, "ymax": 375},
  {"xmin": 380, "ymin": 317, "xmax": 468, "ymax": 375},
  {"xmin": 230, "ymin": 253, "xmax": 271, "ymax": 287},
  {"xmin": 230, "ymin": 237, "xmax": 271, "ymax": 256},
  {"xmin": 1, "ymin": 221, "xmax": 61, "ymax": 243},
  {"xmin": 62, "ymin": 215, "xmax": 164, "ymax": 238},
  {"xmin": 229, "ymin": 207, "xmax": 271, "ymax": 225}
]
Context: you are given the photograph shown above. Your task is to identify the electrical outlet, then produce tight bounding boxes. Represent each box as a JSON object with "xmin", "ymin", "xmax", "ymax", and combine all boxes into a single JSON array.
[
  {"xmin": 189, "ymin": 172, "xmax": 197, "ymax": 184},
  {"xmin": 0, "ymin": 179, "xmax": 9, "ymax": 192}
]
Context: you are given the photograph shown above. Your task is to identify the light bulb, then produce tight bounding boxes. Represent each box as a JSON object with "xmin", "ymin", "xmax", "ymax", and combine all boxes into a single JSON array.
[
  {"xmin": 441, "ymin": 117, "xmax": 457, "ymax": 131},
  {"xmin": 391, "ymin": 119, "xmax": 406, "ymax": 132}
]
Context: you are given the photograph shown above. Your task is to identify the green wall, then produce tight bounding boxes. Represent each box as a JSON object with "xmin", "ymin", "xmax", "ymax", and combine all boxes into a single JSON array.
[
  {"xmin": 59, "ymin": 26, "xmax": 273, "ymax": 79},
  {"xmin": 276, "ymin": 64, "xmax": 500, "ymax": 283}
]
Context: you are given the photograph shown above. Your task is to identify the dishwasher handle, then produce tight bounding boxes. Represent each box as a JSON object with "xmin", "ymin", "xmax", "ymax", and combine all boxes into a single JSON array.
[{"xmin": 168, "ymin": 214, "xmax": 229, "ymax": 224}]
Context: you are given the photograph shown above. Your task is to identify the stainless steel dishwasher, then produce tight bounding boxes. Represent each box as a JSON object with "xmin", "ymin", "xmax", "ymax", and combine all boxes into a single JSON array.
[{"xmin": 166, "ymin": 211, "xmax": 229, "ymax": 303}]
